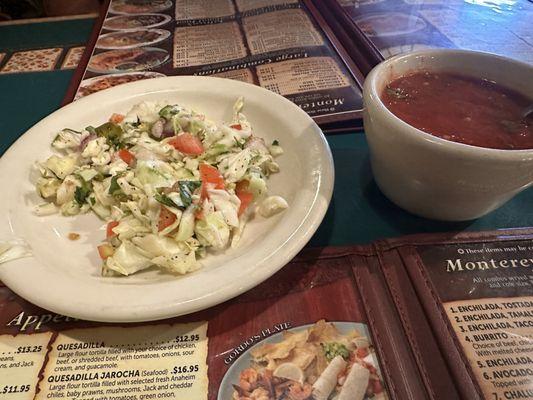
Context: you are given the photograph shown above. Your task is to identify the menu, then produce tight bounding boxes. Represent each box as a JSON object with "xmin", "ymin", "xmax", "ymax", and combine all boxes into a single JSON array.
[
  {"xmin": 65, "ymin": 0, "xmax": 364, "ymax": 127},
  {"xmin": 0, "ymin": 248, "xmax": 392, "ymax": 400},
  {"xmin": 330, "ymin": 0, "xmax": 533, "ymax": 64},
  {"xmin": 415, "ymin": 240, "xmax": 533, "ymax": 399},
  {"xmin": 1, "ymin": 228, "xmax": 532, "ymax": 399}
]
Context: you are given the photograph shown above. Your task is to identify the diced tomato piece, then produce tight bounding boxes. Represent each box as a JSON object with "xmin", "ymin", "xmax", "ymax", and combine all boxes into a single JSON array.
[
  {"xmin": 168, "ymin": 133, "xmax": 204, "ymax": 155},
  {"xmin": 117, "ymin": 148, "xmax": 135, "ymax": 166},
  {"xmin": 199, "ymin": 163, "xmax": 225, "ymax": 199},
  {"xmin": 356, "ymin": 347, "xmax": 369, "ymax": 358},
  {"xmin": 158, "ymin": 206, "xmax": 177, "ymax": 232},
  {"xmin": 235, "ymin": 180, "xmax": 254, "ymax": 216},
  {"xmin": 200, "ymin": 164, "xmax": 225, "ymax": 189},
  {"xmin": 106, "ymin": 221, "xmax": 119, "ymax": 238},
  {"xmin": 235, "ymin": 180, "xmax": 249, "ymax": 193},
  {"xmin": 109, "ymin": 113, "xmax": 125, "ymax": 124},
  {"xmin": 230, "ymin": 123, "xmax": 242, "ymax": 130},
  {"xmin": 372, "ymin": 379, "xmax": 383, "ymax": 394},
  {"xmin": 237, "ymin": 191, "xmax": 253, "ymax": 216},
  {"xmin": 97, "ymin": 244, "xmax": 114, "ymax": 260},
  {"xmin": 195, "ymin": 208, "xmax": 204, "ymax": 220}
]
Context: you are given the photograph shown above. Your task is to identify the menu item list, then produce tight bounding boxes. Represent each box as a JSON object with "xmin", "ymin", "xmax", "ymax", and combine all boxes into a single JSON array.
[
  {"xmin": 175, "ymin": 0, "xmax": 235, "ymax": 20},
  {"xmin": 173, "ymin": 22, "xmax": 247, "ymax": 67},
  {"xmin": 446, "ymin": 297, "xmax": 533, "ymax": 399},
  {"xmin": 257, "ymin": 56, "xmax": 351, "ymax": 96},
  {"xmin": 242, "ymin": 8, "xmax": 324, "ymax": 55},
  {"xmin": 0, "ymin": 323, "xmax": 208, "ymax": 400},
  {"xmin": 0, "ymin": 333, "xmax": 52, "ymax": 400},
  {"xmin": 419, "ymin": 240, "xmax": 533, "ymax": 400}
]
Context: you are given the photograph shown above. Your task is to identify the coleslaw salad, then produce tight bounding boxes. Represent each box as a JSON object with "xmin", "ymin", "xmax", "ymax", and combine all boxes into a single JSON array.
[{"xmin": 34, "ymin": 99, "xmax": 287, "ymax": 277}]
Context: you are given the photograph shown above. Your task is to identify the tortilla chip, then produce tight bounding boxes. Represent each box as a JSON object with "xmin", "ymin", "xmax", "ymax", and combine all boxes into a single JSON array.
[
  {"xmin": 315, "ymin": 349, "xmax": 330, "ymax": 377},
  {"xmin": 309, "ymin": 320, "xmax": 362, "ymax": 346},
  {"xmin": 278, "ymin": 346, "xmax": 316, "ymax": 370},
  {"xmin": 251, "ymin": 343, "xmax": 277, "ymax": 361},
  {"xmin": 251, "ymin": 330, "xmax": 309, "ymax": 364},
  {"xmin": 251, "ymin": 321, "xmax": 370, "ymax": 388},
  {"xmin": 308, "ymin": 320, "xmax": 344, "ymax": 343}
]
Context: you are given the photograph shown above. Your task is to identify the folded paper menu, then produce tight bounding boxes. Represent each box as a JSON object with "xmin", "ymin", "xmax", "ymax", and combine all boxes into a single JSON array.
[{"xmin": 1, "ymin": 228, "xmax": 531, "ymax": 399}]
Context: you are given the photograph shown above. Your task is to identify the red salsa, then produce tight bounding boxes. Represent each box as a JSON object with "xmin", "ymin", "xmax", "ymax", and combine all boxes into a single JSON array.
[{"xmin": 381, "ymin": 71, "xmax": 533, "ymax": 150}]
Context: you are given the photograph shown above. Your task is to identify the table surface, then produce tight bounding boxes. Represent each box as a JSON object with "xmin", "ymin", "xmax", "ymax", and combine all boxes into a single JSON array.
[{"xmin": 1, "ymin": 17, "xmax": 532, "ymax": 248}]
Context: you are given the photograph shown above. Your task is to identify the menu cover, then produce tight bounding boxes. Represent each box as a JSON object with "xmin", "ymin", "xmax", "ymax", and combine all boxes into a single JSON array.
[
  {"xmin": 1, "ymin": 228, "xmax": 532, "ymax": 399},
  {"xmin": 324, "ymin": 0, "xmax": 533, "ymax": 65},
  {"xmin": 63, "ymin": 0, "xmax": 366, "ymax": 131}
]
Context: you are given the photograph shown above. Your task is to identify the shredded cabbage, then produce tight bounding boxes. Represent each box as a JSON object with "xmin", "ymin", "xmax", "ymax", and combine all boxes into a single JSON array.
[{"xmin": 35, "ymin": 100, "xmax": 288, "ymax": 276}]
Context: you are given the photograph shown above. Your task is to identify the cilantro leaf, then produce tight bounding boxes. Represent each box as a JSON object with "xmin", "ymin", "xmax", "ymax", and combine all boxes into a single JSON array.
[
  {"xmin": 88, "ymin": 122, "xmax": 124, "ymax": 148},
  {"xmin": 178, "ymin": 181, "xmax": 201, "ymax": 208},
  {"xmin": 74, "ymin": 177, "xmax": 91, "ymax": 206},
  {"xmin": 154, "ymin": 193, "xmax": 178, "ymax": 208},
  {"xmin": 108, "ymin": 175, "xmax": 121, "ymax": 195},
  {"xmin": 159, "ymin": 105, "xmax": 180, "ymax": 120}
]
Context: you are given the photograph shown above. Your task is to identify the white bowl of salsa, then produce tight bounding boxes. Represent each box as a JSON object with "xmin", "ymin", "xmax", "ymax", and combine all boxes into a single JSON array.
[{"xmin": 363, "ymin": 49, "xmax": 533, "ymax": 221}]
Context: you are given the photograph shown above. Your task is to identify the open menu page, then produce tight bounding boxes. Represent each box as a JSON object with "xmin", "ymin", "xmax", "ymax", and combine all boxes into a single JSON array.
[
  {"xmin": 2, "ymin": 229, "xmax": 531, "ymax": 399},
  {"xmin": 0, "ymin": 248, "xmax": 399, "ymax": 400},
  {"xmin": 332, "ymin": 0, "xmax": 533, "ymax": 64},
  {"xmin": 68, "ymin": 0, "xmax": 364, "ymax": 125},
  {"xmin": 374, "ymin": 229, "xmax": 533, "ymax": 400},
  {"xmin": 417, "ymin": 239, "xmax": 533, "ymax": 400}
]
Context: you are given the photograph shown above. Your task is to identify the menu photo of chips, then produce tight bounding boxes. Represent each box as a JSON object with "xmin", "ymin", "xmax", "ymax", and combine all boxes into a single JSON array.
[
  {"xmin": 220, "ymin": 320, "xmax": 387, "ymax": 400},
  {"xmin": 96, "ymin": 28, "xmax": 171, "ymax": 50},
  {"xmin": 103, "ymin": 13, "xmax": 172, "ymax": 31},
  {"xmin": 109, "ymin": 0, "xmax": 173, "ymax": 14}
]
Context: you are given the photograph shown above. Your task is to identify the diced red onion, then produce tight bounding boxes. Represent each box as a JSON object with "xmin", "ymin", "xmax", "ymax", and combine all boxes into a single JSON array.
[
  {"xmin": 162, "ymin": 120, "xmax": 175, "ymax": 138},
  {"xmin": 151, "ymin": 118, "xmax": 164, "ymax": 139},
  {"xmin": 245, "ymin": 136, "xmax": 267, "ymax": 152},
  {"xmin": 79, "ymin": 133, "xmax": 96, "ymax": 151}
]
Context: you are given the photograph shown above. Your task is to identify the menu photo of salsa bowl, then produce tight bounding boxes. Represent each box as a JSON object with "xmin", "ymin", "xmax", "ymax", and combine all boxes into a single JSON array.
[{"xmin": 219, "ymin": 320, "xmax": 387, "ymax": 400}]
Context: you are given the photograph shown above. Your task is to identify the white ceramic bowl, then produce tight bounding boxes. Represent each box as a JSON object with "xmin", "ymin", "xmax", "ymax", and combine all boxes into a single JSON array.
[
  {"xmin": 0, "ymin": 76, "xmax": 334, "ymax": 322},
  {"xmin": 363, "ymin": 49, "xmax": 533, "ymax": 221}
]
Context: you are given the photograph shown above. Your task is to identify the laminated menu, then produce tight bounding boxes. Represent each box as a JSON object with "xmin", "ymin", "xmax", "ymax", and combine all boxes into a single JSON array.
[
  {"xmin": 172, "ymin": 22, "xmax": 247, "ymax": 67},
  {"xmin": 323, "ymin": 0, "xmax": 533, "ymax": 65},
  {"xmin": 1, "ymin": 228, "xmax": 532, "ymax": 399},
  {"xmin": 242, "ymin": 8, "xmax": 324, "ymax": 55},
  {"xmin": 64, "ymin": 0, "xmax": 365, "ymax": 129}
]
